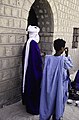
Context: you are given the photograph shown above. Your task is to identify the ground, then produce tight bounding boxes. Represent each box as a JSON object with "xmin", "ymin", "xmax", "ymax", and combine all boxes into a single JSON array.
[{"xmin": 0, "ymin": 101, "xmax": 79, "ymax": 120}]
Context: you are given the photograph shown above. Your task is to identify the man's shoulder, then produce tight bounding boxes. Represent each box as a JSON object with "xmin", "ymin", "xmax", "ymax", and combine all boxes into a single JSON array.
[
  {"xmin": 30, "ymin": 40, "xmax": 38, "ymax": 47},
  {"xmin": 31, "ymin": 40, "xmax": 37, "ymax": 45}
]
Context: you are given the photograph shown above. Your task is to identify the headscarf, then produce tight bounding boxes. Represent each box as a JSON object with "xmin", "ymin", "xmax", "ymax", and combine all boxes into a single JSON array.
[{"xmin": 22, "ymin": 25, "xmax": 40, "ymax": 93}]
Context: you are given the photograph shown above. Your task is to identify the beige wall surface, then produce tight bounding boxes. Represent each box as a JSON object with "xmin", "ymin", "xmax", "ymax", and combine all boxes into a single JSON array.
[{"xmin": 0, "ymin": 0, "xmax": 79, "ymax": 106}]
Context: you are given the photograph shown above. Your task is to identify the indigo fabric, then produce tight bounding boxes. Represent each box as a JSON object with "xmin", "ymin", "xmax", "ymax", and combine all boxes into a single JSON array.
[{"xmin": 22, "ymin": 40, "xmax": 42, "ymax": 115}]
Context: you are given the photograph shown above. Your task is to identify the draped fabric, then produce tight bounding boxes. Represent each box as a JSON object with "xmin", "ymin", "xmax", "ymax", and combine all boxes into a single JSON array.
[
  {"xmin": 40, "ymin": 55, "xmax": 73, "ymax": 120},
  {"xmin": 22, "ymin": 40, "xmax": 42, "ymax": 115},
  {"xmin": 22, "ymin": 25, "xmax": 40, "ymax": 93},
  {"xmin": 74, "ymin": 70, "xmax": 79, "ymax": 90},
  {"xmin": 71, "ymin": 70, "xmax": 79, "ymax": 91}
]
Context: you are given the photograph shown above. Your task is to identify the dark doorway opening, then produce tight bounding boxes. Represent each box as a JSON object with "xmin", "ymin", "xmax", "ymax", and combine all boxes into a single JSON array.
[
  {"xmin": 27, "ymin": 0, "xmax": 54, "ymax": 55},
  {"xmin": 28, "ymin": 6, "xmax": 38, "ymax": 26}
]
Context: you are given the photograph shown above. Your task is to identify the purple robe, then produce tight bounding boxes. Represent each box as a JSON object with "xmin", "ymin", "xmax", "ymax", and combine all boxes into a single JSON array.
[
  {"xmin": 74, "ymin": 70, "xmax": 79, "ymax": 90},
  {"xmin": 71, "ymin": 70, "xmax": 79, "ymax": 91},
  {"xmin": 22, "ymin": 40, "xmax": 42, "ymax": 115}
]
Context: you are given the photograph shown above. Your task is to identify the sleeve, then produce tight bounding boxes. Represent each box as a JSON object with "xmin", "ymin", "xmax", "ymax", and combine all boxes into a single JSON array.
[{"xmin": 63, "ymin": 55, "xmax": 73, "ymax": 69}]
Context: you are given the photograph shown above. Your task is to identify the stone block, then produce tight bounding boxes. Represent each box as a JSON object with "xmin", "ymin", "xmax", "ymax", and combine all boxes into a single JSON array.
[
  {"xmin": 8, "ymin": 18, "xmax": 14, "ymax": 27},
  {"xmin": 10, "ymin": 68, "xmax": 18, "ymax": 78},
  {"xmin": 8, "ymin": 35, "xmax": 15, "ymax": 43},
  {"xmin": 44, "ymin": 37, "xmax": 49, "ymax": 42},
  {"xmin": 17, "ymin": 0, "xmax": 24, "ymax": 8},
  {"xmin": 0, "ymin": 59, "xmax": 2, "ymax": 70},
  {"xmin": 17, "ymin": 9, "xmax": 22, "ymax": 18},
  {"xmin": 23, "ymin": 1, "xmax": 31, "ymax": 11},
  {"xmin": 0, "ymin": 87, "xmax": 21, "ymax": 107},
  {"xmin": 0, "ymin": 46, "xmax": 6, "ymax": 57},
  {"xmin": 0, "ymin": 35, "xmax": 1, "ymax": 43},
  {"xmin": 2, "ymin": 0, "xmax": 9, "ymax": 4},
  {"xmin": 12, "ymin": 8, "xmax": 18, "ymax": 17},
  {"xmin": 14, "ymin": 19, "xmax": 20, "ymax": 28},
  {"xmin": 0, "ymin": 17, "xmax": 8, "ymax": 27},
  {"xmin": 16, "ymin": 35, "xmax": 25, "ymax": 43},
  {"xmin": 15, "ymin": 57, "xmax": 22, "ymax": 66},
  {"xmin": 0, "ymin": 92, "xmax": 7, "ymax": 107},
  {"xmin": 12, "ymin": 46, "xmax": 22, "ymax": 56},
  {"xmin": 64, "ymin": 0, "xmax": 67, "ymax": 6},
  {"xmin": 5, "ymin": 46, "xmax": 13, "ymax": 56},
  {"xmin": 5, "ymin": 6, "xmax": 12, "ymax": 16},
  {"xmin": 0, "ymin": 5, "xmax": 4, "ymax": 15},
  {"xmin": 21, "ymin": 10, "xmax": 28, "ymax": 19},
  {"xmin": 0, "ymin": 27, "xmax": 26, "ymax": 35},
  {"xmin": 0, "ymin": 71, "xmax": 2, "ymax": 81},
  {"xmin": 29, "ymin": 0, "xmax": 34, "ymax": 4},
  {"xmin": 2, "ymin": 58, "xmax": 9, "ymax": 69},
  {"xmin": 1, "ymin": 77, "xmax": 21, "ymax": 92},
  {"xmin": 1, "ymin": 35, "xmax": 8, "ymax": 44},
  {"xmin": 9, "ymin": 57, "xmax": 16, "ymax": 68},
  {"xmin": 5, "ymin": 88, "xmax": 21, "ymax": 106},
  {"xmin": 9, "ymin": 0, "xmax": 17, "ymax": 7},
  {"xmin": 2, "ymin": 69, "xmax": 11, "ymax": 81},
  {"xmin": 48, "ymin": 37, "xmax": 53, "ymax": 42},
  {"xmin": 42, "ymin": 27, "xmax": 46, "ymax": 32},
  {"xmin": 46, "ymin": 27, "xmax": 50, "ymax": 32},
  {"xmin": 21, "ymin": 19, "xmax": 26, "ymax": 29},
  {"xmin": 46, "ymin": 43, "xmax": 52, "ymax": 51}
]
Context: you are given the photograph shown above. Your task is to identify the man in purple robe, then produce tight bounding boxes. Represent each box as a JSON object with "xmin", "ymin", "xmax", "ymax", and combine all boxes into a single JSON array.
[{"xmin": 22, "ymin": 25, "xmax": 42, "ymax": 115}]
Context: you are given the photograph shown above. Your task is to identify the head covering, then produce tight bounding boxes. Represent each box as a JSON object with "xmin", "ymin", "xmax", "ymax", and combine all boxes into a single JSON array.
[
  {"xmin": 28, "ymin": 25, "xmax": 40, "ymax": 33},
  {"xmin": 22, "ymin": 25, "xmax": 40, "ymax": 93},
  {"xmin": 28, "ymin": 25, "xmax": 40, "ymax": 43}
]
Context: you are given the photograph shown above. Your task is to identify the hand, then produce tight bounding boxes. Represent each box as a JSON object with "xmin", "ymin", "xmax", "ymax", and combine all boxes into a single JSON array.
[
  {"xmin": 41, "ymin": 52, "xmax": 46, "ymax": 56},
  {"xmin": 65, "ymin": 47, "xmax": 68, "ymax": 57}
]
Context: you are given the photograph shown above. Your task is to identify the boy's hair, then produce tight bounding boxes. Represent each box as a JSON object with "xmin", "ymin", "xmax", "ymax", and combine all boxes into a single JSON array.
[{"xmin": 54, "ymin": 38, "xmax": 66, "ymax": 51}]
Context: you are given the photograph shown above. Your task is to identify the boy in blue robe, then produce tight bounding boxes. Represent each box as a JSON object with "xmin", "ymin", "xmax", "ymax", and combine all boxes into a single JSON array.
[
  {"xmin": 22, "ymin": 25, "xmax": 42, "ymax": 115},
  {"xmin": 40, "ymin": 38, "xmax": 73, "ymax": 120}
]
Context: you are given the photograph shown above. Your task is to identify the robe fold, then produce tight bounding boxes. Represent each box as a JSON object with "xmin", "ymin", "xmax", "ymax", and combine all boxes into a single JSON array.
[
  {"xmin": 22, "ymin": 40, "xmax": 42, "ymax": 115},
  {"xmin": 71, "ymin": 70, "xmax": 79, "ymax": 91},
  {"xmin": 74, "ymin": 70, "xmax": 79, "ymax": 90},
  {"xmin": 40, "ymin": 55, "xmax": 73, "ymax": 120}
]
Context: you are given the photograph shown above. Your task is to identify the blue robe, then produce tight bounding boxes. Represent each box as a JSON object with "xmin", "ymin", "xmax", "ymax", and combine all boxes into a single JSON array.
[
  {"xmin": 22, "ymin": 40, "xmax": 42, "ymax": 115},
  {"xmin": 40, "ymin": 55, "xmax": 73, "ymax": 120}
]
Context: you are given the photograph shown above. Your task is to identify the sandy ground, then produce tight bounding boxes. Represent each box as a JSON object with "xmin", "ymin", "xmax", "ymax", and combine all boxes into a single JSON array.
[{"xmin": 0, "ymin": 101, "xmax": 79, "ymax": 120}]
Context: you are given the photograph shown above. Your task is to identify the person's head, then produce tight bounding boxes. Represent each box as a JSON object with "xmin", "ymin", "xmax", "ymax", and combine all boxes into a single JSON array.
[
  {"xmin": 27, "ymin": 25, "xmax": 40, "ymax": 43},
  {"xmin": 54, "ymin": 38, "xmax": 66, "ymax": 54}
]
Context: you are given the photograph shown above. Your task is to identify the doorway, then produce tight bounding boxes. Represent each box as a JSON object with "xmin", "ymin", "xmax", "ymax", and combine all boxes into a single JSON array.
[{"xmin": 28, "ymin": 0, "xmax": 54, "ymax": 55}]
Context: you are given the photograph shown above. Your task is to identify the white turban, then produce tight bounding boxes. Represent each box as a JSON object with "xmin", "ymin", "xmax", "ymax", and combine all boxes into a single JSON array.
[
  {"xmin": 22, "ymin": 25, "xmax": 40, "ymax": 93},
  {"xmin": 27, "ymin": 25, "xmax": 40, "ymax": 43},
  {"xmin": 28, "ymin": 25, "xmax": 40, "ymax": 33}
]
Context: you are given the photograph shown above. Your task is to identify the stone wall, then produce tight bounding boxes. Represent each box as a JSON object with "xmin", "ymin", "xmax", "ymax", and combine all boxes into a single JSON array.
[
  {"xmin": 0, "ymin": 0, "xmax": 79, "ymax": 107},
  {"xmin": 0, "ymin": 0, "xmax": 30, "ymax": 107},
  {"xmin": 52, "ymin": 0, "xmax": 79, "ymax": 71}
]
